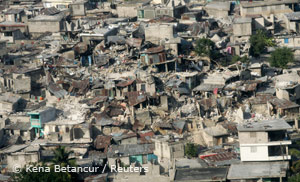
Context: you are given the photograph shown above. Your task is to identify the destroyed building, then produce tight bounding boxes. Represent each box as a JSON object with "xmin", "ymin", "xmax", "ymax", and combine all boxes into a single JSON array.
[{"xmin": 0, "ymin": 0, "xmax": 299, "ymax": 181}]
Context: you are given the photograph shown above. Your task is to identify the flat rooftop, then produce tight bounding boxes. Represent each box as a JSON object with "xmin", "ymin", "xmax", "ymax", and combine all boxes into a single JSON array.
[
  {"xmin": 241, "ymin": 0, "xmax": 298, "ymax": 8},
  {"xmin": 175, "ymin": 158, "xmax": 208, "ymax": 169},
  {"xmin": 174, "ymin": 167, "xmax": 228, "ymax": 182},
  {"xmin": 234, "ymin": 17, "xmax": 252, "ymax": 24},
  {"xmin": 237, "ymin": 119, "xmax": 292, "ymax": 132},
  {"xmin": 227, "ymin": 161, "xmax": 289, "ymax": 179},
  {"xmin": 29, "ymin": 14, "xmax": 64, "ymax": 22},
  {"xmin": 205, "ymin": 2, "xmax": 230, "ymax": 11},
  {"xmin": 0, "ymin": 21, "xmax": 26, "ymax": 27}
]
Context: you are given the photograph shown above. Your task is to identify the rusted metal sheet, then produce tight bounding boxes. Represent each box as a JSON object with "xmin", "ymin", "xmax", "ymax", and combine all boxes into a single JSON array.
[
  {"xmin": 142, "ymin": 46, "xmax": 165, "ymax": 54},
  {"xmin": 116, "ymin": 79, "xmax": 135, "ymax": 87},
  {"xmin": 125, "ymin": 91, "xmax": 147, "ymax": 106}
]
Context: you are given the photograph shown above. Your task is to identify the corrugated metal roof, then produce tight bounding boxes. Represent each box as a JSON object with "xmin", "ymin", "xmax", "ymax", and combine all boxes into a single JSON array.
[
  {"xmin": 93, "ymin": 112, "xmax": 120, "ymax": 126},
  {"xmin": 0, "ymin": 144, "xmax": 28, "ymax": 154},
  {"xmin": 126, "ymin": 91, "xmax": 147, "ymax": 106},
  {"xmin": 5, "ymin": 8, "xmax": 23, "ymax": 14},
  {"xmin": 41, "ymin": 7, "xmax": 60, "ymax": 15},
  {"xmin": 93, "ymin": 135, "xmax": 111, "ymax": 151},
  {"xmin": 269, "ymin": 98, "xmax": 299, "ymax": 109},
  {"xmin": 116, "ymin": 79, "xmax": 135, "ymax": 87},
  {"xmin": 48, "ymin": 82, "xmax": 68, "ymax": 98},
  {"xmin": 249, "ymin": 95, "xmax": 275, "ymax": 105}
]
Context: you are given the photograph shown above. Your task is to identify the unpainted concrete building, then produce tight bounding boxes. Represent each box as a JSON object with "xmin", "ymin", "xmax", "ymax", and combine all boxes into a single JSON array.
[
  {"xmin": 283, "ymin": 12, "xmax": 300, "ymax": 33},
  {"xmin": 4, "ymin": 9, "xmax": 26, "ymax": 23},
  {"xmin": 28, "ymin": 14, "xmax": 65, "ymax": 37},
  {"xmin": 240, "ymin": 0, "xmax": 298, "ymax": 17},
  {"xmin": 145, "ymin": 24, "xmax": 174, "ymax": 45},
  {"xmin": 0, "ymin": 29, "xmax": 25, "ymax": 43},
  {"xmin": 204, "ymin": 2, "xmax": 230, "ymax": 18},
  {"xmin": 138, "ymin": 5, "xmax": 186, "ymax": 20},
  {"xmin": 117, "ymin": 0, "xmax": 151, "ymax": 18},
  {"xmin": 232, "ymin": 17, "xmax": 252, "ymax": 44},
  {"xmin": 152, "ymin": 136, "xmax": 184, "ymax": 172}
]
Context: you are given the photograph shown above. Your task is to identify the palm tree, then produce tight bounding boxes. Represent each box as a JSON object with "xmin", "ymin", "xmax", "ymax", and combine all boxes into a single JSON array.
[
  {"xmin": 289, "ymin": 173, "xmax": 300, "ymax": 182},
  {"xmin": 51, "ymin": 146, "xmax": 76, "ymax": 167},
  {"xmin": 51, "ymin": 146, "xmax": 77, "ymax": 181},
  {"xmin": 290, "ymin": 147, "xmax": 300, "ymax": 173}
]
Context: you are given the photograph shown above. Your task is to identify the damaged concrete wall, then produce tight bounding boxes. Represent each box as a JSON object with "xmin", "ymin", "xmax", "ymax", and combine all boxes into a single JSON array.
[
  {"xmin": 28, "ymin": 20, "xmax": 64, "ymax": 34},
  {"xmin": 233, "ymin": 23, "xmax": 252, "ymax": 37},
  {"xmin": 276, "ymin": 88, "xmax": 290, "ymax": 100},
  {"xmin": 145, "ymin": 24, "xmax": 174, "ymax": 44},
  {"xmin": 205, "ymin": 9, "xmax": 228, "ymax": 18},
  {"xmin": 251, "ymin": 104, "xmax": 268, "ymax": 115},
  {"xmin": 160, "ymin": 96, "xmax": 168, "ymax": 111},
  {"xmin": 117, "ymin": 5, "xmax": 138, "ymax": 18},
  {"xmin": 70, "ymin": 3, "xmax": 86, "ymax": 16},
  {"xmin": 13, "ymin": 75, "xmax": 31, "ymax": 94},
  {"xmin": 135, "ymin": 110, "xmax": 152, "ymax": 125}
]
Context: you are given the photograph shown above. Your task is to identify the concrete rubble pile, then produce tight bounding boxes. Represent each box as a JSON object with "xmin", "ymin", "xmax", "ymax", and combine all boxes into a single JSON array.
[{"xmin": 0, "ymin": 0, "xmax": 299, "ymax": 181}]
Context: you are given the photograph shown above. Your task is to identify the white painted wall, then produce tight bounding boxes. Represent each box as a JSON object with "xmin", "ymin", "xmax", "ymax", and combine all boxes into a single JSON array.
[{"xmin": 240, "ymin": 146, "xmax": 269, "ymax": 161}]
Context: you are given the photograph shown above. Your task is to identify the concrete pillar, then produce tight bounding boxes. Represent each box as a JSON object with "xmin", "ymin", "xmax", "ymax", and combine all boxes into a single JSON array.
[
  {"xmin": 131, "ymin": 106, "xmax": 135, "ymax": 118},
  {"xmin": 295, "ymin": 118, "xmax": 299, "ymax": 130},
  {"xmin": 165, "ymin": 63, "xmax": 168, "ymax": 72}
]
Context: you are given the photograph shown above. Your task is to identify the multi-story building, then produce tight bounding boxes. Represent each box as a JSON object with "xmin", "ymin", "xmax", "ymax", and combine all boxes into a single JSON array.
[
  {"xmin": 27, "ymin": 107, "xmax": 56, "ymax": 137},
  {"xmin": 152, "ymin": 135, "xmax": 184, "ymax": 172},
  {"xmin": 238, "ymin": 119, "xmax": 292, "ymax": 162},
  {"xmin": 240, "ymin": 0, "xmax": 298, "ymax": 17}
]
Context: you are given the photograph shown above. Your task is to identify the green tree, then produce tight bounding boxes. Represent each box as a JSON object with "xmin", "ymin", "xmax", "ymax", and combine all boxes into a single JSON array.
[
  {"xmin": 289, "ymin": 173, "xmax": 300, "ymax": 182},
  {"xmin": 185, "ymin": 143, "xmax": 198, "ymax": 158},
  {"xmin": 51, "ymin": 146, "xmax": 76, "ymax": 167},
  {"xmin": 269, "ymin": 47, "xmax": 294, "ymax": 69},
  {"xmin": 250, "ymin": 30, "xmax": 274, "ymax": 57},
  {"xmin": 288, "ymin": 141, "xmax": 300, "ymax": 181},
  {"xmin": 194, "ymin": 38, "xmax": 216, "ymax": 59},
  {"xmin": 290, "ymin": 145, "xmax": 300, "ymax": 173},
  {"xmin": 51, "ymin": 146, "xmax": 77, "ymax": 181},
  {"xmin": 230, "ymin": 55, "xmax": 249, "ymax": 64}
]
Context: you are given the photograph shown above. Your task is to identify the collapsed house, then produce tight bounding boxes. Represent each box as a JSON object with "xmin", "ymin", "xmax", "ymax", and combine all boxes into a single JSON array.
[{"xmin": 0, "ymin": 0, "xmax": 299, "ymax": 181}]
